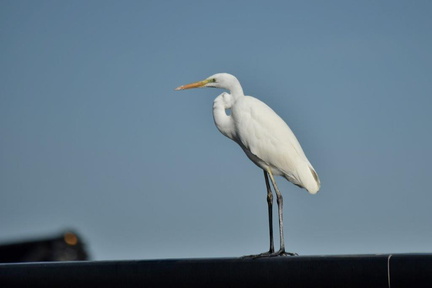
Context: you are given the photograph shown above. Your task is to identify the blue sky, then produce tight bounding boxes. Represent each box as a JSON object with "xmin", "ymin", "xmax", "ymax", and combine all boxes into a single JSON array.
[{"xmin": 1, "ymin": 1, "xmax": 431, "ymax": 260}]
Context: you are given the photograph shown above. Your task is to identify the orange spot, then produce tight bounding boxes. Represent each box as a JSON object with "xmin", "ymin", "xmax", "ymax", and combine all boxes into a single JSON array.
[{"xmin": 64, "ymin": 232, "xmax": 78, "ymax": 246}]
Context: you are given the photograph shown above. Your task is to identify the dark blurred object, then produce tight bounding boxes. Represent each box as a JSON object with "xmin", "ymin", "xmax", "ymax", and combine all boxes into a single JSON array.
[{"xmin": 0, "ymin": 230, "xmax": 89, "ymax": 263}]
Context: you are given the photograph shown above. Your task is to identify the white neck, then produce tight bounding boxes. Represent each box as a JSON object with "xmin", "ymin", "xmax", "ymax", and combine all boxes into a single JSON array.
[
  {"xmin": 213, "ymin": 93, "xmax": 236, "ymax": 141},
  {"xmin": 225, "ymin": 77, "xmax": 244, "ymax": 100}
]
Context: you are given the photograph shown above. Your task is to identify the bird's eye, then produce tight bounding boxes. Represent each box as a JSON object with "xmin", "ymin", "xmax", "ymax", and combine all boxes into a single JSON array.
[{"xmin": 211, "ymin": 78, "xmax": 216, "ymax": 83}]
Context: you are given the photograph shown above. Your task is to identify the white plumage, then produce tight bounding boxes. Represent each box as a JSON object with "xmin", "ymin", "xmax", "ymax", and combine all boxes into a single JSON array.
[{"xmin": 175, "ymin": 73, "xmax": 319, "ymax": 257}]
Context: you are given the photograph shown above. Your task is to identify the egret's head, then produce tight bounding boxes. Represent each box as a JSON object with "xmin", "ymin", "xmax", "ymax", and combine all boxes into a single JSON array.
[{"xmin": 175, "ymin": 73, "xmax": 239, "ymax": 91}]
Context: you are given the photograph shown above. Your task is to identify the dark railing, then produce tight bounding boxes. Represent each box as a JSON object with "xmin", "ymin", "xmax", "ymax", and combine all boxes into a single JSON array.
[{"xmin": 1, "ymin": 254, "xmax": 431, "ymax": 287}]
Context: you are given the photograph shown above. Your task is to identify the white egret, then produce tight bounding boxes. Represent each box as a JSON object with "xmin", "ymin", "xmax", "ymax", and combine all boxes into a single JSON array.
[{"xmin": 175, "ymin": 73, "xmax": 320, "ymax": 257}]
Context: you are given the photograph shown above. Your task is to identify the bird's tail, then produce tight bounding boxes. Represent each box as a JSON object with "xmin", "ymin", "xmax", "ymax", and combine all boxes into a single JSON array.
[{"xmin": 297, "ymin": 163, "xmax": 320, "ymax": 194}]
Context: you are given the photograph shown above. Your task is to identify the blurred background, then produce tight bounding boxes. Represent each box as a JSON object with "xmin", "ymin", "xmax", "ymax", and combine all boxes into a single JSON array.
[{"xmin": 1, "ymin": 1, "xmax": 431, "ymax": 261}]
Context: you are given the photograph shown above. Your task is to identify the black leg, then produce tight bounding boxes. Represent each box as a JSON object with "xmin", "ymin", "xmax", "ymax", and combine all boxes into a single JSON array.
[
  {"xmin": 264, "ymin": 170, "xmax": 274, "ymax": 254},
  {"xmin": 242, "ymin": 170, "xmax": 297, "ymax": 259},
  {"xmin": 242, "ymin": 171, "xmax": 275, "ymax": 258},
  {"xmin": 267, "ymin": 170, "xmax": 298, "ymax": 257}
]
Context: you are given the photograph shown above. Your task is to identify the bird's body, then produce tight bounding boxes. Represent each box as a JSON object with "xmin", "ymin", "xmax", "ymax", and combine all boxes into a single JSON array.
[
  {"xmin": 213, "ymin": 93, "xmax": 319, "ymax": 194},
  {"xmin": 175, "ymin": 73, "xmax": 320, "ymax": 257}
]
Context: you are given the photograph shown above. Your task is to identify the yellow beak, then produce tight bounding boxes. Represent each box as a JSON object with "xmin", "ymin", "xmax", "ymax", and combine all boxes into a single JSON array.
[{"xmin": 175, "ymin": 79, "xmax": 209, "ymax": 91}]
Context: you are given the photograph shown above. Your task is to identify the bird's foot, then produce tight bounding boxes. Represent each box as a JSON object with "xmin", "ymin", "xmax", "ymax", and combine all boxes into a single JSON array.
[
  {"xmin": 242, "ymin": 250, "xmax": 274, "ymax": 259},
  {"xmin": 269, "ymin": 249, "xmax": 298, "ymax": 257},
  {"xmin": 242, "ymin": 249, "xmax": 298, "ymax": 259}
]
